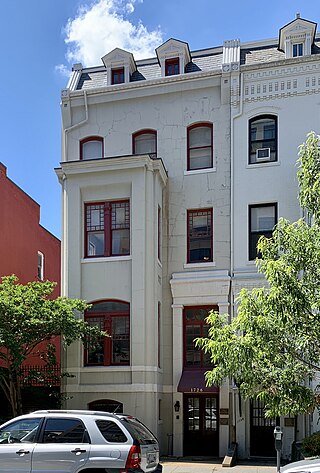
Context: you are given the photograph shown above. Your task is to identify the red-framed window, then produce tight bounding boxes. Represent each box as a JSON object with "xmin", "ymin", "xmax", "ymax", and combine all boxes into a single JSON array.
[
  {"xmin": 85, "ymin": 300, "xmax": 130, "ymax": 366},
  {"xmin": 187, "ymin": 208, "xmax": 213, "ymax": 263},
  {"xmin": 187, "ymin": 123, "xmax": 213, "ymax": 170},
  {"xmin": 80, "ymin": 136, "xmax": 103, "ymax": 160},
  {"xmin": 165, "ymin": 58, "xmax": 179, "ymax": 76},
  {"xmin": 184, "ymin": 306, "xmax": 217, "ymax": 368},
  {"xmin": 132, "ymin": 129, "xmax": 157, "ymax": 157},
  {"xmin": 85, "ymin": 200, "xmax": 130, "ymax": 258},
  {"xmin": 111, "ymin": 67, "xmax": 125, "ymax": 85}
]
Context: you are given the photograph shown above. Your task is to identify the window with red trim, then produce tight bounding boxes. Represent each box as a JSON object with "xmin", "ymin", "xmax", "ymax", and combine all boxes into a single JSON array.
[
  {"xmin": 165, "ymin": 58, "xmax": 179, "ymax": 76},
  {"xmin": 85, "ymin": 300, "xmax": 130, "ymax": 366},
  {"xmin": 187, "ymin": 123, "xmax": 213, "ymax": 170},
  {"xmin": 132, "ymin": 130, "xmax": 157, "ymax": 157},
  {"xmin": 184, "ymin": 306, "xmax": 216, "ymax": 367},
  {"xmin": 85, "ymin": 200, "xmax": 130, "ymax": 258},
  {"xmin": 80, "ymin": 136, "xmax": 103, "ymax": 160},
  {"xmin": 111, "ymin": 67, "xmax": 125, "ymax": 84},
  {"xmin": 187, "ymin": 208, "xmax": 213, "ymax": 263}
]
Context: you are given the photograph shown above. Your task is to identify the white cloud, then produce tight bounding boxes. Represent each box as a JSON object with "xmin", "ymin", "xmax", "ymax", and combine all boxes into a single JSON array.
[
  {"xmin": 55, "ymin": 63, "xmax": 71, "ymax": 78},
  {"xmin": 63, "ymin": 0, "xmax": 163, "ymax": 67}
]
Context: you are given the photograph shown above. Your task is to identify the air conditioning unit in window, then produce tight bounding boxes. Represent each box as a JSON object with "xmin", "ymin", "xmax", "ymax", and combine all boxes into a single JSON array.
[{"xmin": 256, "ymin": 147, "xmax": 271, "ymax": 161}]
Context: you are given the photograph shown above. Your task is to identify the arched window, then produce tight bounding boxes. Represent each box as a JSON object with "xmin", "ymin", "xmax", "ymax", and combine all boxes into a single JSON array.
[
  {"xmin": 85, "ymin": 300, "xmax": 130, "ymax": 366},
  {"xmin": 249, "ymin": 115, "xmax": 277, "ymax": 164},
  {"xmin": 132, "ymin": 130, "xmax": 157, "ymax": 157},
  {"xmin": 88, "ymin": 399, "xmax": 123, "ymax": 413},
  {"xmin": 187, "ymin": 123, "xmax": 213, "ymax": 170},
  {"xmin": 80, "ymin": 136, "xmax": 103, "ymax": 160}
]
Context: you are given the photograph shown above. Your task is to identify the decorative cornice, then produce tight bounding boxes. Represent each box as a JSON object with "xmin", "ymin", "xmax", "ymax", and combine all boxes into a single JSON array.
[
  {"xmin": 61, "ymin": 68, "xmax": 222, "ymax": 101},
  {"xmin": 243, "ymin": 57, "xmax": 320, "ymax": 102},
  {"xmin": 56, "ymin": 154, "xmax": 168, "ymax": 187}
]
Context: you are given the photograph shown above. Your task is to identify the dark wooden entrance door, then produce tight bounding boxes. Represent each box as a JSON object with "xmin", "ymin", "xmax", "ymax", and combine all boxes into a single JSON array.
[
  {"xmin": 183, "ymin": 394, "xmax": 219, "ymax": 456},
  {"xmin": 250, "ymin": 399, "xmax": 277, "ymax": 457}
]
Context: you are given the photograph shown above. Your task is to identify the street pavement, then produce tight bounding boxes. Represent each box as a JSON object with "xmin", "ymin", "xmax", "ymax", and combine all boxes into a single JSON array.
[{"xmin": 160, "ymin": 459, "xmax": 277, "ymax": 473}]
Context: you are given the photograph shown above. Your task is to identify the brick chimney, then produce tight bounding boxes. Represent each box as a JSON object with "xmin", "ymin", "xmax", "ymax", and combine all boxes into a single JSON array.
[{"xmin": 0, "ymin": 162, "xmax": 7, "ymax": 177}]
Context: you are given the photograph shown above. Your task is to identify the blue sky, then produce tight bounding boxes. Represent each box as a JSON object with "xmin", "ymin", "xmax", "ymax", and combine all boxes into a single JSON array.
[{"xmin": 1, "ymin": 0, "xmax": 319, "ymax": 238}]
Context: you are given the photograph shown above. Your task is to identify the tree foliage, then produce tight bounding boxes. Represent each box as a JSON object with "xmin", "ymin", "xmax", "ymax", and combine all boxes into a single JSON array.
[
  {"xmin": 0, "ymin": 275, "xmax": 105, "ymax": 417},
  {"xmin": 196, "ymin": 132, "xmax": 320, "ymax": 418}
]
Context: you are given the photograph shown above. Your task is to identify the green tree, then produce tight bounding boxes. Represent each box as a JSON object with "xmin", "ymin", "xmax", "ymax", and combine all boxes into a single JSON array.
[
  {"xmin": 196, "ymin": 132, "xmax": 320, "ymax": 418},
  {"xmin": 0, "ymin": 275, "xmax": 105, "ymax": 417}
]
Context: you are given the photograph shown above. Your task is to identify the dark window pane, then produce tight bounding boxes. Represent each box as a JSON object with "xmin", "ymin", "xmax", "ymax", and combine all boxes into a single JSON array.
[
  {"xmin": 249, "ymin": 116, "xmax": 277, "ymax": 164},
  {"xmin": 96, "ymin": 420, "xmax": 127, "ymax": 442},
  {"xmin": 43, "ymin": 419, "xmax": 88, "ymax": 443}
]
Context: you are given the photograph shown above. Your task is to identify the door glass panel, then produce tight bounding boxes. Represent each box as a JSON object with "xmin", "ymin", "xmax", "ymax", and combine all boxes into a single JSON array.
[
  {"xmin": 0, "ymin": 418, "xmax": 41, "ymax": 444},
  {"xmin": 205, "ymin": 397, "xmax": 217, "ymax": 431},
  {"xmin": 188, "ymin": 398, "xmax": 200, "ymax": 431},
  {"xmin": 43, "ymin": 419, "xmax": 88, "ymax": 443}
]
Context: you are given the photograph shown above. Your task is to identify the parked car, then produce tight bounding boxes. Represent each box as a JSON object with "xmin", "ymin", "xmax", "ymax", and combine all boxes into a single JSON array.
[
  {"xmin": 282, "ymin": 458, "xmax": 320, "ymax": 473},
  {"xmin": 0, "ymin": 409, "xmax": 160, "ymax": 473}
]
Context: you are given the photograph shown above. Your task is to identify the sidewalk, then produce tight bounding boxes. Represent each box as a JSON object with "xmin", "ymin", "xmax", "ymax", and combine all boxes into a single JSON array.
[{"xmin": 160, "ymin": 458, "xmax": 277, "ymax": 473}]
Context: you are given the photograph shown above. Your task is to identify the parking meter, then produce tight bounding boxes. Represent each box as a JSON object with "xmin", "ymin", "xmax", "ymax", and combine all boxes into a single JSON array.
[
  {"xmin": 274, "ymin": 426, "xmax": 283, "ymax": 473},
  {"xmin": 274, "ymin": 426, "xmax": 283, "ymax": 451}
]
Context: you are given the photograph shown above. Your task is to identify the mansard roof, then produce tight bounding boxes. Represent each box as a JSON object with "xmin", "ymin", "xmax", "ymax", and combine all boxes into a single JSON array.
[{"xmin": 67, "ymin": 18, "xmax": 320, "ymax": 92}]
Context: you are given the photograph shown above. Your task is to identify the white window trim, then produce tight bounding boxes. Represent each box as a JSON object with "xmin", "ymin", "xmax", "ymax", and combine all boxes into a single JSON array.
[{"xmin": 37, "ymin": 251, "xmax": 44, "ymax": 280}]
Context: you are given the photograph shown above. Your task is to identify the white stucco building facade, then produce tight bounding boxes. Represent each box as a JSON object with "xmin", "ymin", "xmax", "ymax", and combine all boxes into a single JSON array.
[{"xmin": 56, "ymin": 15, "xmax": 320, "ymax": 460}]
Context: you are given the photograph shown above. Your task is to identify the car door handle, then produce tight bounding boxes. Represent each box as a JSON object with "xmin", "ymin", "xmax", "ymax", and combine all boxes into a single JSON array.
[
  {"xmin": 71, "ymin": 448, "xmax": 87, "ymax": 455},
  {"xmin": 16, "ymin": 449, "xmax": 30, "ymax": 456}
]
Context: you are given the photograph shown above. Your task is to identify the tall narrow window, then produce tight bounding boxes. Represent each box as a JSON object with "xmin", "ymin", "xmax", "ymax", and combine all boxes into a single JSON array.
[
  {"xmin": 249, "ymin": 116, "xmax": 277, "ymax": 164},
  {"xmin": 85, "ymin": 300, "xmax": 130, "ymax": 366},
  {"xmin": 80, "ymin": 136, "xmax": 103, "ymax": 160},
  {"xmin": 158, "ymin": 302, "xmax": 161, "ymax": 369},
  {"xmin": 165, "ymin": 58, "xmax": 180, "ymax": 76},
  {"xmin": 85, "ymin": 200, "xmax": 130, "ymax": 258},
  {"xmin": 187, "ymin": 123, "xmax": 213, "ymax": 170},
  {"xmin": 249, "ymin": 203, "xmax": 277, "ymax": 260},
  {"xmin": 133, "ymin": 130, "xmax": 157, "ymax": 157},
  {"xmin": 37, "ymin": 252, "xmax": 44, "ymax": 280},
  {"xmin": 184, "ymin": 306, "xmax": 216, "ymax": 367},
  {"xmin": 158, "ymin": 205, "xmax": 162, "ymax": 262},
  {"xmin": 111, "ymin": 67, "xmax": 125, "ymax": 84},
  {"xmin": 187, "ymin": 208, "xmax": 213, "ymax": 263}
]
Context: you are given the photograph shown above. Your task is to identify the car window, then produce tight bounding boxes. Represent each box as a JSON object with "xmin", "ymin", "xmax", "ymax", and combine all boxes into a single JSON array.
[
  {"xmin": 121, "ymin": 418, "xmax": 157, "ymax": 445},
  {"xmin": 42, "ymin": 418, "xmax": 89, "ymax": 444},
  {"xmin": 96, "ymin": 420, "xmax": 127, "ymax": 443},
  {"xmin": 0, "ymin": 418, "xmax": 42, "ymax": 444}
]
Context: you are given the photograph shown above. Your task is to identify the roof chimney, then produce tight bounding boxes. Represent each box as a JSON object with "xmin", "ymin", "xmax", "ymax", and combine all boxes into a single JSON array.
[{"xmin": 0, "ymin": 162, "xmax": 7, "ymax": 177}]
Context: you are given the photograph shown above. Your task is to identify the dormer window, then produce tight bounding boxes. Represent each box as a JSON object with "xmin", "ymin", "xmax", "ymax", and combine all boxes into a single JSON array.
[
  {"xmin": 156, "ymin": 39, "xmax": 190, "ymax": 78},
  {"xmin": 293, "ymin": 43, "xmax": 303, "ymax": 57},
  {"xmin": 101, "ymin": 48, "xmax": 136, "ymax": 86},
  {"xmin": 165, "ymin": 58, "xmax": 180, "ymax": 76},
  {"xmin": 112, "ymin": 67, "xmax": 125, "ymax": 85},
  {"xmin": 278, "ymin": 15, "xmax": 317, "ymax": 59}
]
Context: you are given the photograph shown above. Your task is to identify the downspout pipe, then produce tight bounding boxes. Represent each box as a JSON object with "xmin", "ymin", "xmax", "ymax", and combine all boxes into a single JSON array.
[{"xmin": 60, "ymin": 90, "xmax": 89, "ymax": 298}]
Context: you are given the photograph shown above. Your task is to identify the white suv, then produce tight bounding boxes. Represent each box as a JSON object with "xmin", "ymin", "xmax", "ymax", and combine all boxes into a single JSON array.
[{"xmin": 0, "ymin": 409, "xmax": 160, "ymax": 473}]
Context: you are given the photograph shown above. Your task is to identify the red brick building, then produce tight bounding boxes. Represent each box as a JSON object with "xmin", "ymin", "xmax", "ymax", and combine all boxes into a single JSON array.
[{"xmin": 0, "ymin": 162, "xmax": 61, "ymax": 414}]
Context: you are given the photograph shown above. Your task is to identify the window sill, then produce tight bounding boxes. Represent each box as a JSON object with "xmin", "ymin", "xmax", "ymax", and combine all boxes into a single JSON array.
[
  {"xmin": 81, "ymin": 255, "xmax": 132, "ymax": 264},
  {"xmin": 83, "ymin": 365, "xmax": 131, "ymax": 370},
  {"xmin": 246, "ymin": 161, "xmax": 279, "ymax": 169},
  {"xmin": 183, "ymin": 262, "xmax": 216, "ymax": 269},
  {"xmin": 184, "ymin": 167, "xmax": 216, "ymax": 176}
]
